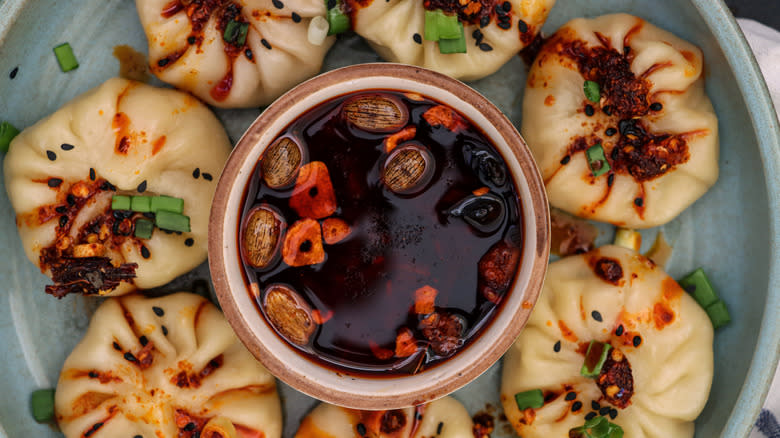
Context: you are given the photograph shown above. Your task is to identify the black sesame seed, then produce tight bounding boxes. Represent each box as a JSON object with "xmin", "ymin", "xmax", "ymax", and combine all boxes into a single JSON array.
[
  {"xmin": 591, "ymin": 400, "xmax": 600, "ymax": 411},
  {"xmin": 480, "ymin": 15, "xmax": 490, "ymax": 28},
  {"xmin": 602, "ymin": 105, "xmax": 613, "ymax": 116},
  {"xmin": 417, "ymin": 413, "xmax": 423, "ymax": 420},
  {"xmin": 84, "ymin": 422, "xmax": 103, "ymax": 437},
  {"xmin": 560, "ymin": 155, "xmax": 571, "ymax": 165},
  {"xmin": 46, "ymin": 150, "xmax": 57, "ymax": 161},
  {"xmin": 67, "ymin": 194, "xmax": 76, "ymax": 205},
  {"xmin": 202, "ymin": 173, "xmax": 213, "ymax": 181},
  {"xmin": 599, "ymin": 406, "xmax": 611, "ymax": 416},
  {"xmin": 48, "ymin": 178, "xmax": 63, "ymax": 188},
  {"xmin": 609, "ymin": 408, "xmax": 618, "ymax": 419},
  {"xmin": 134, "ymin": 435, "xmax": 143, "ymax": 438},
  {"xmin": 498, "ymin": 15, "xmax": 510, "ymax": 23},
  {"xmin": 607, "ymin": 173, "xmax": 615, "ymax": 187},
  {"xmin": 497, "ymin": 21, "xmax": 511, "ymax": 29},
  {"xmin": 56, "ymin": 206, "xmax": 67, "ymax": 213},
  {"xmin": 616, "ymin": 325, "xmax": 624, "ymax": 336},
  {"xmin": 633, "ymin": 335, "xmax": 642, "ymax": 347},
  {"xmin": 272, "ymin": 0, "xmax": 284, "ymax": 8},
  {"xmin": 518, "ymin": 19, "xmax": 528, "ymax": 33},
  {"xmin": 184, "ymin": 422, "xmax": 196, "ymax": 431},
  {"xmin": 141, "ymin": 246, "xmax": 150, "ymax": 259},
  {"xmin": 553, "ymin": 340, "xmax": 561, "ymax": 352},
  {"xmin": 584, "ymin": 104, "xmax": 595, "ymax": 116},
  {"xmin": 185, "ymin": 238, "xmax": 194, "ymax": 247},
  {"xmin": 88, "ymin": 371, "xmax": 98, "ymax": 378},
  {"xmin": 153, "ymin": 306, "xmax": 165, "ymax": 316},
  {"xmin": 61, "ymin": 143, "xmax": 75, "ymax": 151},
  {"xmin": 59, "ymin": 216, "xmax": 68, "ymax": 227},
  {"xmin": 100, "ymin": 181, "xmax": 116, "ymax": 191},
  {"xmin": 89, "ymin": 168, "xmax": 96, "ymax": 181},
  {"xmin": 261, "ymin": 39, "xmax": 272, "ymax": 50},
  {"xmin": 565, "ymin": 392, "xmax": 576, "ymax": 401},
  {"xmin": 245, "ymin": 49, "xmax": 253, "ymax": 60},
  {"xmin": 502, "ymin": 1, "xmax": 511, "ymax": 11},
  {"xmin": 9, "ymin": 66, "xmax": 18, "ymax": 79},
  {"xmin": 356, "ymin": 423, "xmax": 367, "ymax": 436},
  {"xmin": 605, "ymin": 127, "xmax": 617, "ymax": 136},
  {"xmin": 292, "ymin": 12, "xmax": 301, "ymax": 22},
  {"xmin": 192, "ymin": 168, "xmax": 200, "ymax": 179},
  {"xmin": 494, "ymin": 4, "xmax": 506, "ymax": 15},
  {"xmin": 650, "ymin": 102, "xmax": 663, "ymax": 111},
  {"xmin": 137, "ymin": 180, "xmax": 147, "ymax": 193},
  {"xmin": 591, "ymin": 310, "xmax": 603, "ymax": 322},
  {"xmin": 162, "ymin": 325, "xmax": 169, "ymax": 336},
  {"xmin": 624, "ymin": 46, "xmax": 631, "ymax": 55},
  {"xmin": 478, "ymin": 43, "xmax": 493, "ymax": 52},
  {"xmin": 413, "ymin": 33, "xmax": 422, "ymax": 44},
  {"xmin": 139, "ymin": 335, "xmax": 149, "ymax": 346},
  {"xmin": 572, "ymin": 401, "xmax": 583, "ymax": 412},
  {"xmin": 188, "ymin": 36, "xmax": 197, "ymax": 44},
  {"xmin": 437, "ymin": 422, "xmax": 443, "ymax": 434},
  {"xmin": 585, "ymin": 412, "xmax": 597, "ymax": 421},
  {"xmin": 124, "ymin": 352, "xmax": 138, "ymax": 362},
  {"xmin": 157, "ymin": 58, "xmax": 170, "ymax": 67},
  {"xmin": 326, "ymin": 0, "xmax": 336, "ymax": 8},
  {"xmin": 634, "ymin": 197, "xmax": 644, "ymax": 207}
]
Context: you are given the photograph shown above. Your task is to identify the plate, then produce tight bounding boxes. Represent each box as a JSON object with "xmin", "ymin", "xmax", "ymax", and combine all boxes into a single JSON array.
[{"xmin": 0, "ymin": 0, "xmax": 778, "ymax": 437}]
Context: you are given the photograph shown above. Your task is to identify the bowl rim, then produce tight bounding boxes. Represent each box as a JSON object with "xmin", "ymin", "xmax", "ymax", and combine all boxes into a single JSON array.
[
  {"xmin": 691, "ymin": 1, "xmax": 780, "ymax": 436},
  {"xmin": 208, "ymin": 63, "xmax": 551, "ymax": 409}
]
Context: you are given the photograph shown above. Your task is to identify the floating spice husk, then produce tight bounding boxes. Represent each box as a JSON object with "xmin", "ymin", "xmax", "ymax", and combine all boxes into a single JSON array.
[
  {"xmin": 263, "ymin": 284, "xmax": 316, "ymax": 346},
  {"xmin": 342, "ymin": 94, "xmax": 408, "ymax": 133},
  {"xmin": 262, "ymin": 137, "xmax": 303, "ymax": 189},
  {"xmin": 445, "ymin": 192, "xmax": 506, "ymax": 234},
  {"xmin": 382, "ymin": 144, "xmax": 435, "ymax": 194},
  {"xmin": 241, "ymin": 204, "xmax": 285, "ymax": 269}
]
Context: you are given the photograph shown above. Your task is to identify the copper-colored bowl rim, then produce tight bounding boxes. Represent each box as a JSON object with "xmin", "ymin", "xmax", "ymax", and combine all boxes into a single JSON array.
[{"xmin": 208, "ymin": 63, "xmax": 550, "ymax": 409}]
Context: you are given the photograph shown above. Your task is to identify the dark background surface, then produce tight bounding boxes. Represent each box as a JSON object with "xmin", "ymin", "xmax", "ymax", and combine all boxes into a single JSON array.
[{"xmin": 726, "ymin": 0, "xmax": 780, "ymax": 30}]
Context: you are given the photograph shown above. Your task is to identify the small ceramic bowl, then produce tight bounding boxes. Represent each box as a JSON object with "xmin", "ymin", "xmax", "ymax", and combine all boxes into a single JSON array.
[{"xmin": 208, "ymin": 63, "xmax": 550, "ymax": 409}]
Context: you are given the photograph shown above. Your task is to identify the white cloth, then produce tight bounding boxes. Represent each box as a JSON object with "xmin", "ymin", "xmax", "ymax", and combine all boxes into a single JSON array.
[{"xmin": 739, "ymin": 17, "xmax": 780, "ymax": 438}]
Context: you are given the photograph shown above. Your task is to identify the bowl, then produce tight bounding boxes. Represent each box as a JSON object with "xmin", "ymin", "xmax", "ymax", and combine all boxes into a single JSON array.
[{"xmin": 208, "ymin": 63, "xmax": 551, "ymax": 410}]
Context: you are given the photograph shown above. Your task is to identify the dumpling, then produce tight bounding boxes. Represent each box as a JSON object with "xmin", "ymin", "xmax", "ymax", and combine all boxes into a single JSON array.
[
  {"xmin": 521, "ymin": 14, "xmax": 719, "ymax": 228},
  {"xmin": 3, "ymin": 78, "xmax": 231, "ymax": 297},
  {"xmin": 295, "ymin": 396, "xmax": 473, "ymax": 438},
  {"xmin": 55, "ymin": 292, "xmax": 282, "ymax": 438},
  {"xmin": 136, "ymin": 0, "xmax": 335, "ymax": 108},
  {"xmin": 500, "ymin": 245, "xmax": 713, "ymax": 438},
  {"xmin": 347, "ymin": 0, "xmax": 556, "ymax": 81}
]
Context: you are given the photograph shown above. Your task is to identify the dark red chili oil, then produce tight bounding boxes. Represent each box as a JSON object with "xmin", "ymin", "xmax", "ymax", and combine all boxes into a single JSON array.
[{"xmin": 238, "ymin": 90, "xmax": 523, "ymax": 375}]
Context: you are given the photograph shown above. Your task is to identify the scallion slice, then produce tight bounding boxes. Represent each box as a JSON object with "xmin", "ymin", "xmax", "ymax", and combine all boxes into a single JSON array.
[
  {"xmin": 134, "ymin": 219, "xmax": 154, "ymax": 239},
  {"xmin": 425, "ymin": 9, "xmax": 461, "ymax": 41},
  {"xmin": 581, "ymin": 340, "xmax": 611, "ymax": 378},
  {"xmin": 570, "ymin": 415, "xmax": 624, "ymax": 438},
  {"xmin": 53, "ymin": 43, "xmax": 79, "ymax": 72},
  {"xmin": 678, "ymin": 268, "xmax": 718, "ymax": 309},
  {"xmin": 151, "ymin": 195, "xmax": 184, "ymax": 214},
  {"xmin": 223, "ymin": 20, "xmax": 249, "ymax": 46},
  {"xmin": 31, "ymin": 388, "xmax": 55, "ymax": 423},
  {"xmin": 424, "ymin": 10, "xmax": 440, "ymax": 41},
  {"xmin": 131, "ymin": 196, "xmax": 152, "ymax": 213},
  {"xmin": 706, "ymin": 300, "xmax": 730, "ymax": 329},
  {"xmin": 111, "ymin": 195, "xmax": 131, "ymax": 211},
  {"xmin": 514, "ymin": 389, "xmax": 544, "ymax": 411},
  {"xmin": 155, "ymin": 210, "xmax": 190, "ymax": 232},
  {"xmin": 584, "ymin": 80, "xmax": 601, "ymax": 103},
  {"xmin": 326, "ymin": 0, "xmax": 350, "ymax": 35},
  {"xmin": 586, "ymin": 143, "xmax": 610, "ymax": 177},
  {"xmin": 0, "ymin": 121, "xmax": 20, "ymax": 152},
  {"xmin": 438, "ymin": 23, "xmax": 466, "ymax": 54}
]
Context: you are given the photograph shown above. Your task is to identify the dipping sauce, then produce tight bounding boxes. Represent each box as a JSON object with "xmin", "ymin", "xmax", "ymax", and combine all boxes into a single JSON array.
[{"xmin": 238, "ymin": 90, "xmax": 523, "ymax": 375}]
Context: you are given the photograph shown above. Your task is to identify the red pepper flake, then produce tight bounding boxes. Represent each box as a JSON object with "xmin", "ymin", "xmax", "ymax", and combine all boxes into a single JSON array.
[
  {"xmin": 321, "ymin": 217, "xmax": 351, "ymax": 244},
  {"xmin": 383, "ymin": 125, "xmax": 417, "ymax": 153},
  {"xmin": 369, "ymin": 341, "xmax": 393, "ymax": 360},
  {"xmin": 289, "ymin": 161, "xmax": 337, "ymax": 219},
  {"xmin": 312, "ymin": 309, "xmax": 333, "ymax": 324},
  {"xmin": 422, "ymin": 105, "xmax": 467, "ymax": 132},
  {"xmin": 413, "ymin": 285, "xmax": 438, "ymax": 315},
  {"xmin": 394, "ymin": 327, "xmax": 418, "ymax": 357},
  {"xmin": 282, "ymin": 218, "xmax": 325, "ymax": 267}
]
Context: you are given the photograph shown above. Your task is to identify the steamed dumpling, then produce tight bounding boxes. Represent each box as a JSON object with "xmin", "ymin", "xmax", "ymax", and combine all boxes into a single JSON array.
[
  {"xmin": 55, "ymin": 292, "xmax": 282, "ymax": 438},
  {"xmin": 3, "ymin": 78, "xmax": 231, "ymax": 297},
  {"xmin": 348, "ymin": 0, "xmax": 555, "ymax": 81},
  {"xmin": 295, "ymin": 396, "xmax": 473, "ymax": 438},
  {"xmin": 501, "ymin": 245, "xmax": 713, "ymax": 438},
  {"xmin": 136, "ymin": 0, "xmax": 335, "ymax": 108},
  {"xmin": 521, "ymin": 14, "xmax": 718, "ymax": 228}
]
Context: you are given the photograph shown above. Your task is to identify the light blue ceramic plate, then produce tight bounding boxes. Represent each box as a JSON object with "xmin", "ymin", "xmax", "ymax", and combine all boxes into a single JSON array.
[{"xmin": 0, "ymin": 0, "xmax": 778, "ymax": 437}]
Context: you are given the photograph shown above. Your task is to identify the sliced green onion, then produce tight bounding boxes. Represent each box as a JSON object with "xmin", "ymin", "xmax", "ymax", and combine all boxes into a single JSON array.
[
  {"xmin": 31, "ymin": 388, "xmax": 55, "ymax": 423},
  {"xmin": 436, "ymin": 11, "xmax": 461, "ymax": 40},
  {"xmin": 424, "ymin": 10, "xmax": 440, "ymax": 41},
  {"xmin": 438, "ymin": 23, "xmax": 466, "ymax": 54},
  {"xmin": 514, "ymin": 389, "xmax": 544, "ymax": 411},
  {"xmin": 581, "ymin": 340, "xmax": 612, "ymax": 378},
  {"xmin": 326, "ymin": 0, "xmax": 350, "ymax": 35},
  {"xmin": 131, "ymin": 196, "xmax": 152, "ymax": 213},
  {"xmin": 151, "ymin": 195, "xmax": 184, "ymax": 214},
  {"xmin": 112, "ymin": 195, "xmax": 131, "ymax": 211},
  {"xmin": 155, "ymin": 210, "xmax": 190, "ymax": 232},
  {"xmin": 570, "ymin": 415, "xmax": 624, "ymax": 438},
  {"xmin": 0, "ymin": 121, "xmax": 20, "ymax": 153},
  {"xmin": 586, "ymin": 143, "xmax": 610, "ymax": 177},
  {"xmin": 613, "ymin": 228, "xmax": 641, "ymax": 251},
  {"xmin": 134, "ymin": 219, "xmax": 154, "ymax": 239},
  {"xmin": 223, "ymin": 20, "xmax": 249, "ymax": 46},
  {"xmin": 53, "ymin": 43, "xmax": 79, "ymax": 72},
  {"xmin": 678, "ymin": 268, "xmax": 718, "ymax": 309},
  {"xmin": 584, "ymin": 80, "xmax": 601, "ymax": 103},
  {"xmin": 705, "ymin": 300, "xmax": 730, "ymax": 329}
]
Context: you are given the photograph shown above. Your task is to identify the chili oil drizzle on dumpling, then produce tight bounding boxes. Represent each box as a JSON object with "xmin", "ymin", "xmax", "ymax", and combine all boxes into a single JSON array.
[
  {"xmin": 345, "ymin": 0, "xmax": 556, "ymax": 81},
  {"xmin": 54, "ymin": 292, "xmax": 282, "ymax": 438},
  {"xmin": 136, "ymin": 0, "xmax": 335, "ymax": 108},
  {"xmin": 500, "ymin": 245, "xmax": 713, "ymax": 438},
  {"xmin": 521, "ymin": 14, "xmax": 719, "ymax": 228},
  {"xmin": 3, "ymin": 78, "xmax": 231, "ymax": 297}
]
